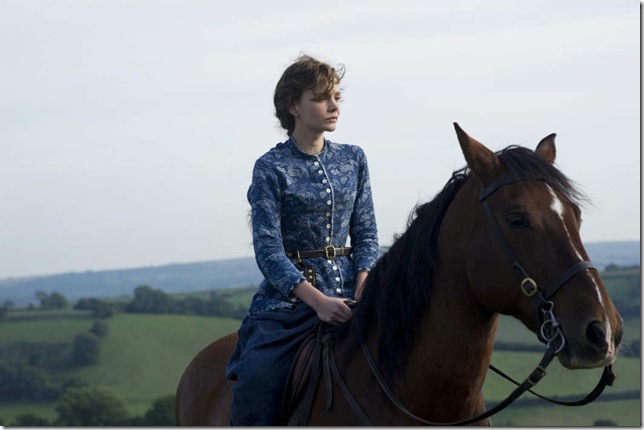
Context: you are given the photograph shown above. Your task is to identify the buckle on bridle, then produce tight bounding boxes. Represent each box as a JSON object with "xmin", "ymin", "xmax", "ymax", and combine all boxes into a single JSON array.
[
  {"xmin": 324, "ymin": 245, "xmax": 337, "ymax": 259},
  {"xmin": 520, "ymin": 277, "xmax": 538, "ymax": 297}
]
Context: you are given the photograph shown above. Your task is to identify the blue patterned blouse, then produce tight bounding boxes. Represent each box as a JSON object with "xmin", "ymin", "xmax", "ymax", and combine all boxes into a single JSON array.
[{"xmin": 246, "ymin": 137, "xmax": 379, "ymax": 315}]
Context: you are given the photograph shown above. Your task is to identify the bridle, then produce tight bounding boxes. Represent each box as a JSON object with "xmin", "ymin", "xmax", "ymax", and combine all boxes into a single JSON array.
[{"xmin": 328, "ymin": 174, "xmax": 616, "ymax": 426}]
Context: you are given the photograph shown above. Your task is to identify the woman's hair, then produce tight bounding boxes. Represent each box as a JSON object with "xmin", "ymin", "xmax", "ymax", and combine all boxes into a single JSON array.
[{"xmin": 274, "ymin": 54, "xmax": 345, "ymax": 136}]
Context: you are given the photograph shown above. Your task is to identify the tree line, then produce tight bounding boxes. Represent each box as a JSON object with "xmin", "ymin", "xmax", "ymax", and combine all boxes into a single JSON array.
[{"xmin": 0, "ymin": 285, "xmax": 250, "ymax": 320}]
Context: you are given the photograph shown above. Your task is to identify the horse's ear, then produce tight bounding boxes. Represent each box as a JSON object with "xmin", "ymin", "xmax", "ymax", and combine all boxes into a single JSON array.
[
  {"xmin": 453, "ymin": 123, "xmax": 500, "ymax": 185},
  {"xmin": 535, "ymin": 133, "xmax": 557, "ymax": 164}
]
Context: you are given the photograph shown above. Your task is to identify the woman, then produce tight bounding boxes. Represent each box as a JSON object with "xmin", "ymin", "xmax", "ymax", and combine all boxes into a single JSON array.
[{"xmin": 225, "ymin": 54, "xmax": 380, "ymax": 425}]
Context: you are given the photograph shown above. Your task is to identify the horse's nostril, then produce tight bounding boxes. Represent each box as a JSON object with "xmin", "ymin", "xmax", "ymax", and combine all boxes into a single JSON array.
[{"xmin": 586, "ymin": 321, "xmax": 608, "ymax": 351}]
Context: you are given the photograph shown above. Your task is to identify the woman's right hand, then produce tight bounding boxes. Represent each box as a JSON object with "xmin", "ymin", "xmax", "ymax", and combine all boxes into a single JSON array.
[
  {"xmin": 293, "ymin": 280, "xmax": 353, "ymax": 325},
  {"xmin": 312, "ymin": 295, "xmax": 353, "ymax": 325}
]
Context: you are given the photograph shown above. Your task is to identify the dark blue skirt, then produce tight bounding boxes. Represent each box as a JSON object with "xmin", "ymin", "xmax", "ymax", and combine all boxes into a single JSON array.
[{"xmin": 225, "ymin": 302, "xmax": 320, "ymax": 425}]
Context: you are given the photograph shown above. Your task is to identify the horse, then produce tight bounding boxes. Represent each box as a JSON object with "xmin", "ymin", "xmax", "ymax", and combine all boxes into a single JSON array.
[{"xmin": 175, "ymin": 123, "xmax": 623, "ymax": 426}]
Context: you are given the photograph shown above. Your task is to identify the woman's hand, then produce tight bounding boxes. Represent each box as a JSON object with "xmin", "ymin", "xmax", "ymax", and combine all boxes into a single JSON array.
[
  {"xmin": 312, "ymin": 295, "xmax": 353, "ymax": 324},
  {"xmin": 293, "ymin": 281, "xmax": 353, "ymax": 325}
]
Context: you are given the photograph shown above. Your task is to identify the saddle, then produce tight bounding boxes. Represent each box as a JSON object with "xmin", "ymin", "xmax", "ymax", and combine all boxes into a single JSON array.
[{"xmin": 281, "ymin": 301, "xmax": 371, "ymax": 425}]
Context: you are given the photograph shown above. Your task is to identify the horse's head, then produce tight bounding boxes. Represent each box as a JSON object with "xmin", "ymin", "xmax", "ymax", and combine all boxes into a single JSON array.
[{"xmin": 448, "ymin": 123, "xmax": 623, "ymax": 370}]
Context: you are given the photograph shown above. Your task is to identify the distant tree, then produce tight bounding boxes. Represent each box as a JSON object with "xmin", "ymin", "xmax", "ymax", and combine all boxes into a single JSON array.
[
  {"xmin": 125, "ymin": 285, "xmax": 174, "ymax": 314},
  {"xmin": 48, "ymin": 292, "xmax": 69, "ymax": 309},
  {"xmin": 604, "ymin": 263, "xmax": 619, "ymax": 272},
  {"xmin": 72, "ymin": 333, "xmax": 100, "ymax": 366},
  {"xmin": 55, "ymin": 386, "xmax": 130, "ymax": 426},
  {"xmin": 2, "ymin": 300, "xmax": 14, "ymax": 309},
  {"xmin": 0, "ymin": 307, "xmax": 6, "ymax": 319},
  {"xmin": 144, "ymin": 394, "xmax": 176, "ymax": 426},
  {"xmin": 593, "ymin": 419, "xmax": 617, "ymax": 426},
  {"xmin": 34, "ymin": 291, "xmax": 68, "ymax": 310},
  {"xmin": 0, "ymin": 360, "xmax": 18, "ymax": 399},
  {"xmin": 35, "ymin": 291, "xmax": 50, "ymax": 309},
  {"xmin": 74, "ymin": 298, "xmax": 115, "ymax": 318},
  {"xmin": 15, "ymin": 364, "xmax": 58, "ymax": 400},
  {"xmin": 11, "ymin": 413, "xmax": 51, "ymax": 426},
  {"xmin": 89, "ymin": 321, "xmax": 109, "ymax": 338},
  {"xmin": 61, "ymin": 376, "xmax": 88, "ymax": 392},
  {"xmin": 0, "ymin": 361, "xmax": 58, "ymax": 401}
]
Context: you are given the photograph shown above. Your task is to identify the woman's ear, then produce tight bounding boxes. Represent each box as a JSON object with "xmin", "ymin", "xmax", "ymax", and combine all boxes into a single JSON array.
[{"xmin": 288, "ymin": 102, "xmax": 300, "ymax": 117}]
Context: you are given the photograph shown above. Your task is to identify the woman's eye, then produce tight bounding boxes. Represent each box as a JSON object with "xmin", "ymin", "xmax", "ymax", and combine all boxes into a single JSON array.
[{"xmin": 506, "ymin": 213, "xmax": 530, "ymax": 228}]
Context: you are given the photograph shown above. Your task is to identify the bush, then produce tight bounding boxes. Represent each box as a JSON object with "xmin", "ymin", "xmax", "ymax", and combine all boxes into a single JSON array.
[
  {"xmin": 11, "ymin": 413, "xmax": 51, "ymax": 426},
  {"xmin": 55, "ymin": 386, "xmax": 130, "ymax": 426},
  {"xmin": 89, "ymin": 321, "xmax": 109, "ymax": 338},
  {"xmin": 144, "ymin": 394, "xmax": 176, "ymax": 426},
  {"xmin": 73, "ymin": 333, "xmax": 100, "ymax": 366}
]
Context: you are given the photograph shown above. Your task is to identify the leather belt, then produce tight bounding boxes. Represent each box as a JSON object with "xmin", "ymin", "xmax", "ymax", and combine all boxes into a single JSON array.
[{"xmin": 286, "ymin": 245, "xmax": 352, "ymax": 261}]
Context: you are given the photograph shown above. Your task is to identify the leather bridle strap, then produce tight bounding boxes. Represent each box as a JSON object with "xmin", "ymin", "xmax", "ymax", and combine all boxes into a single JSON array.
[
  {"xmin": 544, "ymin": 260, "xmax": 596, "ymax": 301},
  {"xmin": 489, "ymin": 363, "xmax": 616, "ymax": 407},
  {"xmin": 359, "ymin": 340, "xmax": 558, "ymax": 426}
]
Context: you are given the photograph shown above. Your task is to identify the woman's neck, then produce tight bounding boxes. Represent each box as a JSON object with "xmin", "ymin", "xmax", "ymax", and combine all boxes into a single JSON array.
[{"xmin": 291, "ymin": 129, "xmax": 325, "ymax": 155}]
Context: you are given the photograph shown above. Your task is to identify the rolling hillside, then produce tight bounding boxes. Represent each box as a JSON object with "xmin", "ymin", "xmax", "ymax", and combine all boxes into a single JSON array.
[{"xmin": 0, "ymin": 240, "xmax": 639, "ymax": 306}]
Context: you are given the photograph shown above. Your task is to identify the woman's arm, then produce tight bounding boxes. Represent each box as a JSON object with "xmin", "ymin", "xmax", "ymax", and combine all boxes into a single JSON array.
[
  {"xmin": 349, "ymin": 148, "xmax": 380, "ymax": 278},
  {"xmin": 248, "ymin": 159, "xmax": 306, "ymax": 298},
  {"xmin": 293, "ymin": 280, "xmax": 353, "ymax": 324}
]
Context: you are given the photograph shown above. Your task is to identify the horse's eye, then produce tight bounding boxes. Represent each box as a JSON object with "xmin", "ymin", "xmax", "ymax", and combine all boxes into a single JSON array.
[{"xmin": 506, "ymin": 213, "xmax": 530, "ymax": 228}]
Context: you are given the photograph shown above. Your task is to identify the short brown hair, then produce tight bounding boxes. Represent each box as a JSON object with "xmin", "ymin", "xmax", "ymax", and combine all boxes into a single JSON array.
[{"xmin": 273, "ymin": 54, "xmax": 345, "ymax": 136}]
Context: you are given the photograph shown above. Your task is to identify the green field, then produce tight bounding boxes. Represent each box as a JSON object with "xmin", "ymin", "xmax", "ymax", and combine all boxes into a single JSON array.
[
  {"xmin": 0, "ymin": 269, "xmax": 639, "ymax": 426},
  {"xmin": 0, "ymin": 312, "xmax": 243, "ymax": 421}
]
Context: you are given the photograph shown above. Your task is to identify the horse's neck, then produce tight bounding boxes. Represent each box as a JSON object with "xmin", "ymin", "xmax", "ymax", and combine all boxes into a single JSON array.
[{"xmin": 399, "ymin": 272, "xmax": 499, "ymax": 419}]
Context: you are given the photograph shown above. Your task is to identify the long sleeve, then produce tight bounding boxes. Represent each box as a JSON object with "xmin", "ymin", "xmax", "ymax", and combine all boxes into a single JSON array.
[
  {"xmin": 349, "ymin": 148, "xmax": 380, "ymax": 272},
  {"xmin": 247, "ymin": 158, "xmax": 305, "ymax": 298}
]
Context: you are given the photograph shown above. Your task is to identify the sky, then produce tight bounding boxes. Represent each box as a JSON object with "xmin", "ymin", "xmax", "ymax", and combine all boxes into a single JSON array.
[{"xmin": 0, "ymin": 0, "xmax": 639, "ymax": 279}]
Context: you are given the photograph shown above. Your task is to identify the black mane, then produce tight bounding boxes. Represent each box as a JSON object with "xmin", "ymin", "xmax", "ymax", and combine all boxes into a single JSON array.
[{"xmin": 335, "ymin": 145, "xmax": 586, "ymax": 377}]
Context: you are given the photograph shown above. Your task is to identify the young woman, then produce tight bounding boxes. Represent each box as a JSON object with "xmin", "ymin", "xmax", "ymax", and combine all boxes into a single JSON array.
[{"xmin": 225, "ymin": 54, "xmax": 380, "ymax": 425}]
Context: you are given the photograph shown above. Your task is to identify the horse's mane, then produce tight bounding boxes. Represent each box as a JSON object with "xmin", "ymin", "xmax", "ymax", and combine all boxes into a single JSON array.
[{"xmin": 335, "ymin": 145, "xmax": 586, "ymax": 377}]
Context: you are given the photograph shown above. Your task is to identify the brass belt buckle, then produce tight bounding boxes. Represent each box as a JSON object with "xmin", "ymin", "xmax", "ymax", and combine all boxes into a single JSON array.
[{"xmin": 324, "ymin": 245, "xmax": 336, "ymax": 259}]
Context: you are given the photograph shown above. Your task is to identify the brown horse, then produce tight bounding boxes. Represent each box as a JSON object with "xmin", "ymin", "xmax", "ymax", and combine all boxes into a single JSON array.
[{"xmin": 176, "ymin": 123, "xmax": 623, "ymax": 426}]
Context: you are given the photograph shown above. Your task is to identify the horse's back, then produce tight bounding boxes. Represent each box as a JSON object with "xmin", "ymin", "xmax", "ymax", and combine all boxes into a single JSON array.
[{"xmin": 176, "ymin": 332, "xmax": 237, "ymax": 426}]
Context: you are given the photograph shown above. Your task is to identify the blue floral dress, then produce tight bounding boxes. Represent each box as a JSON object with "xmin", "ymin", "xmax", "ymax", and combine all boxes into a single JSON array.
[{"xmin": 226, "ymin": 137, "xmax": 379, "ymax": 425}]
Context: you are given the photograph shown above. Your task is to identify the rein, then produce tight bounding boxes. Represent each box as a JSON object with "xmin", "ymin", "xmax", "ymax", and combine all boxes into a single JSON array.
[{"xmin": 324, "ymin": 175, "xmax": 616, "ymax": 426}]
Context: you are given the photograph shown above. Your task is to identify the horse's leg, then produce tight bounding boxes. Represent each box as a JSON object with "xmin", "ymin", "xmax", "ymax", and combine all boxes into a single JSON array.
[{"xmin": 176, "ymin": 332, "xmax": 238, "ymax": 426}]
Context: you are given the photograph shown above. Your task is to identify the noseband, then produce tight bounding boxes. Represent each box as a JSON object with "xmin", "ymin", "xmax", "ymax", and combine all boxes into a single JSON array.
[{"xmin": 331, "ymin": 174, "xmax": 616, "ymax": 426}]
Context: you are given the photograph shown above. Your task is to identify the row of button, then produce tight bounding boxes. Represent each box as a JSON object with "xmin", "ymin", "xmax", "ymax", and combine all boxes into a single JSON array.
[{"xmin": 315, "ymin": 159, "xmax": 343, "ymax": 296}]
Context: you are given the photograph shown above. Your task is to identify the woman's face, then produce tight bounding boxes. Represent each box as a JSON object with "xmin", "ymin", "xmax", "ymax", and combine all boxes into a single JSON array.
[{"xmin": 290, "ymin": 83, "xmax": 341, "ymax": 135}]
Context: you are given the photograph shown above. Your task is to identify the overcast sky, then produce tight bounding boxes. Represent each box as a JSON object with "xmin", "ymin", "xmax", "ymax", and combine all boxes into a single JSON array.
[{"xmin": 0, "ymin": 0, "xmax": 639, "ymax": 279}]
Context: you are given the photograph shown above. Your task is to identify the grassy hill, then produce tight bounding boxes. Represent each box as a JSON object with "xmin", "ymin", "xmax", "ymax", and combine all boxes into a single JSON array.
[
  {"xmin": 0, "ymin": 241, "xmax": 638, "ymax": 307},
  {"xmin": 0, "ymin": 266, "xmax": 639, "ymax": 426}
]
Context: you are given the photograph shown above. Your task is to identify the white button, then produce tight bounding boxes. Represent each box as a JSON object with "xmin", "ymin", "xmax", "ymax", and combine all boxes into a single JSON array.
[
  {"xmin": 326, "ymin": 188, "xmax": 331, "ymax": 193},
  {"xmin": 326, "ymin": 200, "xmax": 332, "ymax": 205},
  {"xmin": 333, "ymin": 266, "xmax": 338, "ymax": 270},
  {"xmin": 336, "ymin": 288, "xmax": 342, "ymax": 294},
  {"xmin": 318, "ymin": 170, "xmax": 323, "ymax": 174},
  {"xmin": 325, "ymin": 237, "xmax": 331, "ymax": 242},
  {"xmin": 335, "ymin": 277, "xmax": 341, "ymax": 282},
  {"xmin": 327, "ymin": 259, "xmax": 333, "ymax": 264},
  {"xmin": 322, "ymin": 179, "xmax": 328, "ymax": 183},
  {"xmin": 326, "ymin": 212, "xmax": 331, "ymax": 217},
  {"xmin": 326, "ymin": 223, "xmax": 331, "ymax": 229},
  {"xmin": 314, "ymin": 161, "xmax": 319, "ymax": 166}
]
